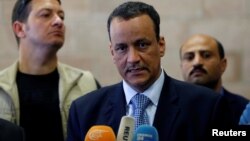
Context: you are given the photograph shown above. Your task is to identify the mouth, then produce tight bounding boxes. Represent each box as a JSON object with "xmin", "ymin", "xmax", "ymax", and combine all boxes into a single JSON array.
[
  {"xmin": 190, "ymin": 69, "xmax": 206, "ymax": 76},
  {"xmin": 126, "ymin": 67, "xmax": 147, "ymax": 75},
  {"xmin": 128, "ymin": 67, "xmax": 143, "ymax": 72},
  {"xmin": 49, "ymin": 31, "xmax": 64, "ymax": 36}
]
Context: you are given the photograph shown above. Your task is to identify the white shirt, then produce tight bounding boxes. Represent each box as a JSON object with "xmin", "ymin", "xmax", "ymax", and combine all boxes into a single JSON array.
[{"xmin": 123, "ymin": 69, "xmax": 165, "ymax": 125}]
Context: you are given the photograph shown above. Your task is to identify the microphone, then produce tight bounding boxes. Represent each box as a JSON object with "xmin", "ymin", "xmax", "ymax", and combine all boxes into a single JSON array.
[
  {"xmin": 116, "ymin": 116, "xmax": 135, "ymax": 141},
  {"xmin": 84, "ymin": 125, "xmax": 116, "ymax": 141},
  {"xmin": 132, "ymin": 125, "xmax": 159, "ymax": 141}
]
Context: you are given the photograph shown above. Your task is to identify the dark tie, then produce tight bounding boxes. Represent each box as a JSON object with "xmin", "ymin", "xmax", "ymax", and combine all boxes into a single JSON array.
[
  {"xmin": 239, "ymin": 103, "xmax": 250, "ymax": 125},
  {"xmin": 131, "ymin": 94, "xmax": 151, "ymax": 130}
]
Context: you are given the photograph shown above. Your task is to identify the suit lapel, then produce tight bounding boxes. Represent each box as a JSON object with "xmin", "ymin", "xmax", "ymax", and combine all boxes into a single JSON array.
[
  {"xmin": 153, "ymin": 72, "xmax": 180, "ymax": 139},
  {"xmin": 104, "ymin": 83, "xmax": 127, "ymax": 133}
]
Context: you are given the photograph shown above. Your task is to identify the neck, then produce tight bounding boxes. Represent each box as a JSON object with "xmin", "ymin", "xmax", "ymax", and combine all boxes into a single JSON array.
[
  {"xmin": 208, "ymin": 78, "xmax": 223, "ymax": 93},
  {"xmin": 214, "ymin": 80, "xmax": 223, "ymax": 93},
  {"xmin": 18, "ymin": 44, "xmax": 59, "ymax": 75}
]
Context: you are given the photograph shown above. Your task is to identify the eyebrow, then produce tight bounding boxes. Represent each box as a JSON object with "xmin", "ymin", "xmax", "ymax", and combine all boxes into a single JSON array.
[{"xmin": 37, "ymin": 7, "xmax": 64, "ymax": 14}]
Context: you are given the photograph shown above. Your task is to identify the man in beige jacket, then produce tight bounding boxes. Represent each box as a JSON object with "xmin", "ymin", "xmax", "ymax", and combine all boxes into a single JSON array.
[{"xmin": 0, "ymin": 0, "xmax": 100, "ymax": 141}]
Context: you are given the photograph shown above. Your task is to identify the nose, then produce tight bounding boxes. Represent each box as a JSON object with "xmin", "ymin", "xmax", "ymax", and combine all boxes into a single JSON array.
[
  {"xmin": 127, "ymin": 47, "xmax": 140, "ymax": 63},
  {"xmin": 52, "ymin": 14, "xmax": 64, "ymax": 28},
  {"xmin": 193, "ymin": 55, "xmax": 203, "ymax": 66}
]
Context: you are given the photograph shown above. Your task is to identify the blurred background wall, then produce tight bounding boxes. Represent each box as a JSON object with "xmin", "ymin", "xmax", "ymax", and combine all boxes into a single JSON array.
[{"xmin": 0, "ymin": 0, "xmax": 249, "ymax": 99}]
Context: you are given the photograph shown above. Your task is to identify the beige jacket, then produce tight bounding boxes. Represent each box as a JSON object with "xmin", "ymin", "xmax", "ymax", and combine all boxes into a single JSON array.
[{"xmin": 0, "ymin": 61, "xmax": 99, "ymax": 139}]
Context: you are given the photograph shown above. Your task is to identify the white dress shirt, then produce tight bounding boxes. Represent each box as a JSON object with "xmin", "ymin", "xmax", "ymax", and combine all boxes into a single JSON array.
[{"xmin": 123, "ymin": 69, "xmax": 165, "ymax": 125}]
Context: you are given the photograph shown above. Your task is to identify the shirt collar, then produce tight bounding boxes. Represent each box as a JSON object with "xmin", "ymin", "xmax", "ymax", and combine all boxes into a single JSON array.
[{"xmin": 123, "ymin": 69, "xmax": 165, "ymax": 106}]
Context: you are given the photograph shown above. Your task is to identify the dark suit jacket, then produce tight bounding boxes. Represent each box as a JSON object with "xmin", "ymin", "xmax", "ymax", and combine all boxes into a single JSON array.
[
  {"xmin": 67, "ymin": 72, "xmax": 224, "ymax": 141},
  {"xmin": 215, "ymin": 88, "xmax": 249, "ymax": 127},
  {"xmin": 0, "ymin": 118, "xmax": 25, "ymax": 141}
]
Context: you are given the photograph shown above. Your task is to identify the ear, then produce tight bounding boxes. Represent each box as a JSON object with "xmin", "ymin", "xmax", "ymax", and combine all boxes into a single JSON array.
[
  {"xmin": 109, "ymin": 43, "xmax": 115, "ymax": 63},
  {"xmin": 12, "ymin": 21, "xmax": 25, "ymax": 38},
  {"xmin": 158, "ymin": 36, "xmax": 166, "ymax": 57},
  {"xmin": 109, "ymin": 43, "xmax": 113, "ymax": 55},
  {"xmin": 220, "ymin": 58, "xmax": 227, "ymax": 73}
]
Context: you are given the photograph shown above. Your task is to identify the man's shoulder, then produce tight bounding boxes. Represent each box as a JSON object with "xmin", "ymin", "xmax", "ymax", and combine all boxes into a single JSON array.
[
  {"xmin": 57, "ymin": 62, "xmax": 96, "ymax": 81},
  {"xmin": 222, "ymin": 88, "xmax": 249, "ymax": 107},
  {"xmin": 57, "ymin": 63, "xmax": 101, "ymax": 93},
  {"xmin": 0, "ymin": 62, "xmax": 18, "ymax": 89},
  {"xmin": 58, "ymin": 62, "xmax": 91, "ymax": 74},
  {"xmin": 71, "ymin": 83, "xmax": 123, "ymax": 113},
  {"xmin": 0, "ymin": 62, "xmax": 17, "ymax": 77},
  {"xmin": 74, "ymin": 83, "xmax": 122, "ymax": 103},
  {"xmin": 223, "ymin": 88, "xmax": 248, "ymax": 100},
  {"xmin": 160, "ymin": 75, "xmax": 220, "ymax": 111},
  {"xmin": 170, "ymin": 77, "xmax": 219, "ymax": 99}
]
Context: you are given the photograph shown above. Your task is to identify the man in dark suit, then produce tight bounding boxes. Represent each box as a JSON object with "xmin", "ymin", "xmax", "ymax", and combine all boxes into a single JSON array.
[
  {"xmin": 0, "ymin": 118, "xmax": 25, "ymax": 141},
  {"xmin": 67, "ymin": 2, "xmax": 229, "ymax": 141},
  {"xmin": 179, "ymin": 34, "xmax": 249, "ymax": 126}
]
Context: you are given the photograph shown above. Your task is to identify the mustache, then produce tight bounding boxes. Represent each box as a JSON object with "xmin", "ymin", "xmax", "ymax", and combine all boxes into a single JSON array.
[
  {"xmin": 190, "ymin": 65, "xmax": 207, "ymax": 75},
  {"xmin": 125, "ymin": 63, "xmax": 147, "ymax": 72}
]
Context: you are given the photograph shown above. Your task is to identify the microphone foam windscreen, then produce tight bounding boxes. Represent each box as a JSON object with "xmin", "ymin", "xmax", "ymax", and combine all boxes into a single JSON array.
[
  {"xmin": 117, "ymin": 116, "xmax": 135, "ymax": 141},
  {"xmin": 84, "ymin": 125, "xmax": 116, "ymax": 141},
  {"xmin": 133, "ymin": 125, "xmax": 159, "ymax": 141}
]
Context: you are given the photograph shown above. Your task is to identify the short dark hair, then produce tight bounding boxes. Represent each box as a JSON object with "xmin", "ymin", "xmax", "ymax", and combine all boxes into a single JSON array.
[
  {"xmin": 11, "ymin": 0, "xmax": 61, "ymax": 44},
  {"xmin": 215, "ymin": 39, "xmax": 225, "ymax": 59},
  {"xmin": 107, "ymin": 1, "xmax": 160, "ymax": 41}
]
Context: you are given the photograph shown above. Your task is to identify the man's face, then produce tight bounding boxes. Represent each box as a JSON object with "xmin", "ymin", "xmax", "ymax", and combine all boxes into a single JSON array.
[
  {"xmin": 180, "ymin": 35, "xmax": 226, "ymax": 87},
  {"xmin": 109, "ymin": 14, "xmax": 165, "ymax": 92},
  {"xmin": 21, "ymin": 0, "xmax": 65, "ymax": 48}
]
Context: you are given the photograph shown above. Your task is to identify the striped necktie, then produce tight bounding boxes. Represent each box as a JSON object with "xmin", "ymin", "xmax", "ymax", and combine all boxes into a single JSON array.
[{"xmin": 131, "ymin": 94, "xmax": 151, "ymax": 130}]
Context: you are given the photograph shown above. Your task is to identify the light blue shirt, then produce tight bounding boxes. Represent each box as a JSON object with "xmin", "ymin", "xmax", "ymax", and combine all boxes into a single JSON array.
[{"xmin": 123, "ymin": 69, "xmax": 165, "ymax": 125}]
